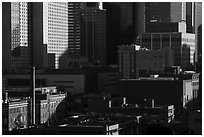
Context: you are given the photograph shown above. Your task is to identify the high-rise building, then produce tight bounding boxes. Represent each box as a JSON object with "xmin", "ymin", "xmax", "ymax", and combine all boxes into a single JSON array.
[
  {"xmin": 193, "ymin": 2, "xmax": 202, "ymax": 62},
  {"xmin": 66, "ymin": 2, "xmax": 82, "ymax": 68},
  {"xmin": 197, "ymin": 25, "xmax": 202, "ymax": 58},
  {"xmin": 103, "ymin": 2, "xmax": 138, "ymax": 65},
  {"xmin": 80, "ymin": 2, "xmax": 106, "ymax": 65},
  {"xmin": 136, "ymin": 2, "xmax": 146, "ymax": 35},
  {"xmin": 39, "ymin": 2, "xmax": 69, "ymax": 69},
  {"xmin": 186, "ymin": 2, "xmax": 194, "ymax": 33},
  {"xmin": 33, "ymin": 2, "xmax": 85, "ymax": 69},
  {"xmin": 3, "ymin": 2, "xmax": 85, "ymax": 70},
  {"xmin": 145, "ymin": 2, "xmax": 187, "ymax": 32},
  {"xmin": 2, "ymin": 2, "xmax": 31, "ymax": 71},
  {"xmin": 144, "ymin": 2, "xmax": 201, "ymax": 63}
]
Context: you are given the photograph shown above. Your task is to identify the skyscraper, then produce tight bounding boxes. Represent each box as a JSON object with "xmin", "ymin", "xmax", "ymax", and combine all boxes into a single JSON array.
[
  {"xmin": 186, "ymin": 2, "xmax": 194, "ymax": 33},
  {"xmin": 32, "ymin": 2, "xmax": 82, "ymax": 69},
  {"xmin": 3, "ymin": 2, "xmax": 70, "ymax": 70},
  {"xmin": 145, "ymin": 2, "xmax": 187, "ymax": 32},
  {"xmin": 66, "ymin": 2, "xmax": 81, "ymax": 68},
  {"xmin": 3, "ymin": 2, "xmax": 31, "ymax": 71},
  {"xmin": 103, "ymin": 2, "xmax": 137, "ymax": 65},
  {"xmin": 80, "ymin": 2, "xmax": 107, "ymax": 65},
  {"xmin": 193, "ymin": 2, "xmax": 202, "ymax": 62},
  {"xmin": 40, "ymin": 2, "xmax": 69, "ymax": 69},
  {"xmin": 186, "ymin": 2, "xmax": 202, "ymax": 62}
]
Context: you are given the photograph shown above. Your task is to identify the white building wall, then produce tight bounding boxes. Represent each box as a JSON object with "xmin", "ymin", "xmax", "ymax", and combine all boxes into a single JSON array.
[
  {"xmin": 43, "ymin": 2, "xmax": 69, "ymax": 69},
  {"xmin": 183, "ymin": 80, "xmax": 193, "ymax": 107},
  {"xmin": 182, "ymin": 33, "xmax": 196, "ymax": 64}
]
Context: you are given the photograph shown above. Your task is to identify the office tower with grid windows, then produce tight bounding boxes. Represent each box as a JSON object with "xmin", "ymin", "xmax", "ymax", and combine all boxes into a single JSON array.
[
  {"xmin": 3, "ymin": 2, "xmax": 70, "ymax": 70},
  {"xmin": 33, "ymin": 2, "xmax": 83, "ymax": 69},
  {"xmin": 80, "ymin": 2, "xmax": 107, "ymax": 65},
  {"xmin": 41, "ymin": 2, "xmax": 69, "ymax": 69},
  {"xmin": 65, "ymin": 2, "xmax": 82, "ymax": 68},
  {"xmin": 3, "ymin": 2, "xmax": 31, "ymax": 71}
]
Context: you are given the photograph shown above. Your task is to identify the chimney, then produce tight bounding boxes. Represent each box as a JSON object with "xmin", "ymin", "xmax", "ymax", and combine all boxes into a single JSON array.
[
  {"xmin": 109, "ymin": 100, "xmax": 112, "ymax": 108},
  {"xmin": 152, "ymin": 99, "xmax": 155, "ymax": 108},
  {"xmin": 123, "ymin": 97, "xmax": 126, "ymax": 105}
]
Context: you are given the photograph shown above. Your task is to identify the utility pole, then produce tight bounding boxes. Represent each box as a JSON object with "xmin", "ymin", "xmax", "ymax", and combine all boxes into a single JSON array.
[{"xmin": 30, "ymin": 67, "xmax": 35, "ymax": 125}]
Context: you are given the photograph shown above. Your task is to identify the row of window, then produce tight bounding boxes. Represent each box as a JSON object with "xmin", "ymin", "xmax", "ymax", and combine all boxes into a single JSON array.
[
  {"xmin": 10, "ymin": 115, "xmax": 26, "ymax": 123},
  {"xmin": 10, "ymin": 107, "xmax": 27, "ymax": 114},
  {"xmin": 48, "ymin": 6, "xmax": 68, "ymax": 12},
  {"xmin": 192, "ymin": 75, "xmax": 199, "ymax": 80},
  {"xmin": 41, "ymin": 100, "xmax": 63, "ymax": 110},
  {"xmin": 48, "ymin": 16, "xmax": 68, "ymax": 21},
  {"xmin": 48, "ymin": 29, "xmax": 68, "ymax": 34},
  {"xmin": 192, "ymin": 82, "xmax": 199, "ymax": 86}
]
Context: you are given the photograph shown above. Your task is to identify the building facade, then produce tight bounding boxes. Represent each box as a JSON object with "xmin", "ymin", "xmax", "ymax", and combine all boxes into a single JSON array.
[
  {"xmin": 35, "ymin": 87, "xmax": 66, "ymax": 125},
  {"xmin": 193, "ymin": 2, "xmax": 202, "ymax": 62},
  {"xmin": 141, "ymin": 32, "xmax": 195, "ymax": 68},
  {"xmin": 80, "ymin": 3, "xmax": 107, "ymax": 65},
  {"xmin": 65, "ymin": 2, "xmax": 82, "ymax": 68},
  {"xmin": 118, "ymin": 45, "xmax": 173, "ymax": 79},
  {"xmin": 103, "ymin": 2, "xmax": 138, "ymax": 65},
  {"xmin": 144, "ymin": 2, "xmax": 201, "ymax": 62},
  {"xmin": 2, "ymin": 2, "xmax": 31, "ymax": 71},
  {"xmin": 145, "ymin": 2, "xmax": 187, "ymax": 32},
  {"xmin": 2, "ymin": 96, "xmax": 29, "ymax": 131},
  {"xmin": 42, "ymin": 2, "xmax": 69, "ymax": 69},
  {"xmin": 118, "ymin": 73, "xmax": 200, "ymax": 109},
  {"xmin": 3, "ymin": 73, "xmax": 86, "ymax": 95}
]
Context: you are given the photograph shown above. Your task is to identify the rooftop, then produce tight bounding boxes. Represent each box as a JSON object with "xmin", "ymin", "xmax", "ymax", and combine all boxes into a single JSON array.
[{"xmin": 60, "ymin": 113, "xmax": 139, "ymax": 127}]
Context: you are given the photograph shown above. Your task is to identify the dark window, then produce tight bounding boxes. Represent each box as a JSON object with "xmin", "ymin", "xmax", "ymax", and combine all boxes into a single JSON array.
[
  {"xmin": 87, "ymin": 2, "xmax": 97, "ymax": 7},
  {"xmin": 54, "ymin": 81, "xmax": 74, "ymax": 83},
  {"xmin": 64, "ymin": 86, "xmax": 74, "ymax": 88}
]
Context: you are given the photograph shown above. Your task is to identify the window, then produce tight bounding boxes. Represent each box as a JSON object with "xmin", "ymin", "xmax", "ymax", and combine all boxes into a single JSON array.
[
  {"xmin": 10, "ymin": 118, "xmax": 13, "ymax": 123},
  {"xmin": 10, "ymin": 109, "xmax": 13, "ymax": 114}
]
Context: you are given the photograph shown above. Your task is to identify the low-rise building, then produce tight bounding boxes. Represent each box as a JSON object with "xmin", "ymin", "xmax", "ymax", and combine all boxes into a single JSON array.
[
  {"xmin": 3, "ymin": 66, "xmax": 118, "ymax": 95},
  {"xmin": 118, "ymin": 73, "xmax": 199, "ymax": 110},
  {"xmin": 35, "ymin": 87, "xmax": 66, "ymax": 125},
  {"xmin": 2, "ymin": 86, "xmax": 66, "ymax": 132},
  {"xmin": 188, "ymin": 110, "xmax": 202, "ymax": 135},
  {"xmin": 87, "ymin": 97, "xmax": 175, "ymax": 123},
  {"xmin": 3, "ymin": 113, "xmax": 141, "ymax": 135},
  {"xmin": 2, "ymin": 93, "xmax": 29, "ymax": 131},
  {"xmin": 118, "ymin": 45, "xmax": 173, "ymax": 79}
]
